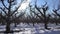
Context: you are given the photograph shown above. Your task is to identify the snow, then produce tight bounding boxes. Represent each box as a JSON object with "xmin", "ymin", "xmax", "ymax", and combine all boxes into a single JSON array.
[{"xmin": 0, "ymin": 23, "xmax": 60, "ymax": 34}]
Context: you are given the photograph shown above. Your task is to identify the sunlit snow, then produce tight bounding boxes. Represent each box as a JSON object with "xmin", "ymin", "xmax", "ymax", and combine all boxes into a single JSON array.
[{"xmin": 0, "ymin": 23, "xmax": 60, "ymax": 34}]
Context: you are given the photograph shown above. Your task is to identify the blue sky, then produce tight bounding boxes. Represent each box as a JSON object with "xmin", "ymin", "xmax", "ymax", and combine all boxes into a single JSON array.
[
  {"xmin": 36, "ymin": 0, "xmax": 59, "ymax": 14},
  {"xmin": 0, "ymin": 0, "xmax": 60, "ymax": 14},
  {"xmin": 26, "ymin": 0, "xmax": 60, "ymax": 14}
]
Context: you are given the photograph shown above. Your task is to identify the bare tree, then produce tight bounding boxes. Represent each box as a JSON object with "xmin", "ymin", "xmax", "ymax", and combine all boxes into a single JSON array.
[
  {"xmin": 53, "ymin": 9, "xmax": 60, "ymax": 17},
  {"xmin": 52, "ymin": 12, "xmax": 58, "ymax": 25},
  {"xmin": 29, "ymin": 1, "xmax": 51, "ymax": 29},
  {"xmin": 0, "ymin": 0, "xmax": 25, "ymax": 33},
  {"xmin": 53, "ymin": 2, "xmax": 60, "ymax": 24},
  {"xmin": 26, "ymin": 3, "xmax": 38, "ymax": 26},
  {"xmin": 13, "ymin": 12, "xmax": 25, "ymax": 27},
  {"xmin": 53, "ymin": 2, "xmax": 60, "ymax": 17}
]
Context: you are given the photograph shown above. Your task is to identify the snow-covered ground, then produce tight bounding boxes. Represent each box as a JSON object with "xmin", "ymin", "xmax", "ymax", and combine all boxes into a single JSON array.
[{"xmin": 0, "ymin": 23, "xmax": 60, "ymax": 34}]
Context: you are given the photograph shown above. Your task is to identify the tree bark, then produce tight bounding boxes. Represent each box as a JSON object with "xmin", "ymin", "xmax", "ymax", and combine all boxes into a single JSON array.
[
  {"xmin": 44, "ymin": 22, "xmax": 48, "ymax": 29},
  {"xmin": 56, "ymin": 22, "xmax": 58, "ymax": 25},
  {"xmin": 5, "ymin": 22, "xmax": 11, "ymax": 33},
  {"xmin": 15, "ymin": 23, "xmax": 17, "ymax": 27},
  {"xmin": 33, "ymin": 23, "xmax": 34, "ymax": 26}
]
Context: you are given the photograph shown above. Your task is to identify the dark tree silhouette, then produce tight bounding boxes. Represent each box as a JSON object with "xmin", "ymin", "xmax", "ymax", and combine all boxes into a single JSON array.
[
  {"xmin": 52, "ymin": 8, "xmax": 60, "ymax": 25},
  {"xmin": 53, "ymin": 9, "xmax": 60, "ymax": 17},
  {"xmin": 52, "ymin": 12, "xmax": 58, "ymax": 25},
  {"xmin": 0, "ymin": 0, "xmax": 25, "ymax": 33},
  {"xmin": 53, "ymin": 2, "xmax": 60, "ymax": 24},
  {"xmin": 28, "ymin": 4, "xmax": 38, "ymax": 26},
  {"xmin": 29, "ymin": 0, "xmax": 51, "ymax": 29},
  {"xmin": 53, "ymin": 3, "xmax": 60, "ymax": 17}
]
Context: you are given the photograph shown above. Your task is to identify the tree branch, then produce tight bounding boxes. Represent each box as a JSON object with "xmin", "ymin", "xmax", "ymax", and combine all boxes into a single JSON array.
[
  {"xmin": 35, "ymin": 5, "xmax": 44, "ymax": 16},
  {"xmin": 53, "ymin": 9, "xmax": 60, "ymax": 17},
  {"xmin": 1, "ymin": 1, "xmax": 8, "ymax": 10},
  {"xmin": 11, "ymin": 12, "xmax": 25, "ymax": 22},
  {"xmin": 11, "ymin": 1, "xmax": 24, "ymax": 16},
  {"xmin": 0, "ymin": 7, "xmax": 8, "ymax": 15}
]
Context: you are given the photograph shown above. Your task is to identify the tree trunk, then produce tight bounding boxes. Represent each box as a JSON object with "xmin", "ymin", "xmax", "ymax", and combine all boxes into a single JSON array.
[
  {"xmin": 56, "ymin": 22, "xmax": 58, "ymax": 25},
  {"xmin": 33, "ymin": 23, "xmax": 34, "ymax": 26},
  {"xmin": 44, "ymin": 22, "xmax": 48, "ymax": 29},
  {"xmin": 15, "ymin": 23, "xmax": 17, "ymax": 27},
  {"xmin": 5, "ymin": 22, "xmax": 10, "ymax": 33},
  {"xmin": 55, "ymin": 20, "xmax": 58, "ymax": 25}
]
